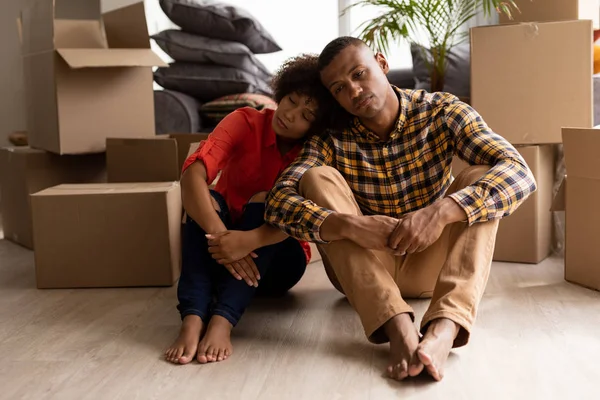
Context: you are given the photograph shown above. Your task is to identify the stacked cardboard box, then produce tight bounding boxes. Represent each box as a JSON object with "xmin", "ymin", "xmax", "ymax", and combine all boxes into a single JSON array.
[
  {"xmin": 468, "ymin": 3, "xmax": 594, "ymax": 264},
  {"xmin": 0, "ymin": 0, "xmax": 194, "ymax": 289},
  {"xmin": 551, "ymin": 128, "xmax": 600, "ymax": 291}
]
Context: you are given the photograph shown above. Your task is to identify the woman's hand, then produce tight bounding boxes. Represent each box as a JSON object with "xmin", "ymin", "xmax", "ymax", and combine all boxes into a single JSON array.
[{"xmin": 207, "ymin": 230, "xmax": 261, "ymax": 285}]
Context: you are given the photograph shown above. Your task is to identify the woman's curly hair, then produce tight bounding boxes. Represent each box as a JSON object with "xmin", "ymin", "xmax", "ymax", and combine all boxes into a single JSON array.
[{"xmin": 270, "ymin": 54, "xmax": 348, "ymax": 135}]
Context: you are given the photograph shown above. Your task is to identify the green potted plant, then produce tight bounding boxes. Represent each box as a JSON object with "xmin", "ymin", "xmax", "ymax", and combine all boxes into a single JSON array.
[{"xmin": 347, "ymin": 0, "xmax": 521, "ymax": 93}]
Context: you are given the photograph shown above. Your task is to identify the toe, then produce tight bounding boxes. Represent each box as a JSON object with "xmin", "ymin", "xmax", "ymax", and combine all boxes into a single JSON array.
[
  {"xmin": 417, "ymin": 348, "xmax": 433, "ymax": 366},
  {"xmin": 197, "ymin": 344, "xmax": 208, "ymax": 364},
  {"xmin": 216, "ymin": 348, "xmax": 224, "ymax": 362},
  {"xmin": 179, "ymin": 347, "xmax": 195, "ymax": 365},
  {"xmin": 388, "ymin": 360, "xmax": 408, "ymax": 381},
  {"xmin": 425, "ymin": 363, "xmax": 441, "ymax": 381},
  {"xmin": 209, "ymin": 347, "xmax": 217, "ymax": 362},
  {"xmin": 409, "ymin": 354, "xmax": 424, "ymax": 377},
  {"xmin": 174, "ymin": 347, "xmax": 184, "ymax": 362}
]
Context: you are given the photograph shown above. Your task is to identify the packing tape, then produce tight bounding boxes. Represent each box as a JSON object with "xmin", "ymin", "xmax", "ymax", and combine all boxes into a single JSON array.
[{"xmin": 525, "ymin": 22, "xmax": 539, "ymax": 38}]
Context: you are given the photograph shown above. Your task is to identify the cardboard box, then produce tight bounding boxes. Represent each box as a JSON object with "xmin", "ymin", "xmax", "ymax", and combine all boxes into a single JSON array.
[
  {"xmin": 452, "ymin": 145, "xmax": 555, "ymax": 263},
  {"xmin": 500, "ymin": 0, "xmax": 600, "ymax": 30},
  {"xmin": 552, "ymin": 128, "xmax": 600, "ymax": 291},
  {"xmin": 106, "ymin": 134, "xmax": 209, "ymax": 182},
  {"xmin": 0, "ymin": 147, "xmax": 106, "ymax": 249},
  {"xmin": 19, "ymin": 0, "xmax": 167, "ymax": 155},
  {"xmin": 31, "ymin": 182, "xmax": 182, "ymax": 288},
  {"xmin": 471, "ymin": 20, "xmax": 593, "ymax": 145}
]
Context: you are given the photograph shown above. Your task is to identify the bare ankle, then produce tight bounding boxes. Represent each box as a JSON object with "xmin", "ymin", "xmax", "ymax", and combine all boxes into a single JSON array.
[
  {"xmin": 182, "ymin": 315, "xmax": 203, "ymax": 327},
  {"xmin": 383, "ymin": 313, "xmax": 415, "ymax": 339},
  {"xmin": 427, "ymin": 318, "xmax": 460, "ymax": 338}
]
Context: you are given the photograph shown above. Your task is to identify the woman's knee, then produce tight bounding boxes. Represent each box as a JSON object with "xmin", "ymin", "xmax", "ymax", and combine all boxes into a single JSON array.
[{"xmin": 248, "ymin": 191, "xmax": 268, "ymax": 204}]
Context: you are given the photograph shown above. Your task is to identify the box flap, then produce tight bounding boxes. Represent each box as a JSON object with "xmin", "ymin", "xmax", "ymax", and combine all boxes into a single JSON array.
[
  {"xmin": 56, "ymin": 48, "xmax": 167, "ymax": 68},
  {"xmin": 20, "ymin": 0, "xmax": 103, "ymax": 54},
  {"xmin": 562, "ymin": 128, "xmax": 600, "ymax": 179},
  {"xmin": 551, "ymin": 176, "xmax": 566, "ymax": 212},
  {"xmin": 33, "ymin": 182, "xmax": 179, "ymax": 196},
  {"xmin": 102, "ymin": 2, "xmax": 150, "ymax": 49},
  {"xmin": 54, "ymin": 20, "xmax": 107, "ymax": 49}
]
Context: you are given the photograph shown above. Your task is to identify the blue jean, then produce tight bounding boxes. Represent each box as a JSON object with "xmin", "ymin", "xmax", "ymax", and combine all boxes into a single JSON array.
[{"xmin": 177, "ymin": 191, "xmax": 307, "ymax": 326}]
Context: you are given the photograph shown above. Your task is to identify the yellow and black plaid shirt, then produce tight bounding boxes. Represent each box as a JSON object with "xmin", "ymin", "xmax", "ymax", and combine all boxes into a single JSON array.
[{"xmin": 265, "ymin": 87, "xmax": 537, "ymax": 243}]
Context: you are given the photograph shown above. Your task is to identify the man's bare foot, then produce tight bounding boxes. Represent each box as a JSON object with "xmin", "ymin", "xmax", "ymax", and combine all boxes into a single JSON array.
[
  {"xmin": 384, "ymin": 313, "xmax": 423, "ymax": 381},
  {"xmin": 417, "ymin": 318, "xmax": 460, "ymax": 381},
  {"xmin": 165, "ymin": 315, "xmax": 205, "ymax": 365},
  {"xmin": 197, "ymin": 315, "xmax": 233, "ymax": 364}
]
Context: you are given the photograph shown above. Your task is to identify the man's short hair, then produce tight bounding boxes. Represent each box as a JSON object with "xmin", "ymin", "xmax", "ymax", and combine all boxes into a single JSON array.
[{"xmin": 318, "ymin": 36, "xmax": 367, "ymax": 72}]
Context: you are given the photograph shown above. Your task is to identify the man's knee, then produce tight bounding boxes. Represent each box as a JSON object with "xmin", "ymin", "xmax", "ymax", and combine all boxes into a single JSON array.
[
  {"xmin": 248, "ymin": 191, "xmax": 268, "ymax": 204},
  {"xmin": 299, "ymin": 166, "xmax": 348, "ymax": 200},
  {"xmin": 453, "ymin": 165, "xmax": 491, "ymax": 189}
]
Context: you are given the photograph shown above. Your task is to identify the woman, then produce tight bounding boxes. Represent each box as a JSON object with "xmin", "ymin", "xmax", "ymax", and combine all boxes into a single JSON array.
[{"xmin": 165, "ymin": 54, "xmax": 335, "ymax": 365}]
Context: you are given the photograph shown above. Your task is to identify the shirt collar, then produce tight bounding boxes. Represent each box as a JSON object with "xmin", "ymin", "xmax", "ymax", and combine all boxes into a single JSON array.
[{"xmin": 350, "ymin": 85, "xmax": 408, "ymax": 142}]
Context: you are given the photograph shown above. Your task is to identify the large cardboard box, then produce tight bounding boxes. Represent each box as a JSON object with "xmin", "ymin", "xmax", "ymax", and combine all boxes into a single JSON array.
[
  {"xmin": 500, "ymin": 0, "xmax": 600, "ymax": 29},
  {"xmin": 106, "ymin": 134, "xmax": 209, "ymax": 182},
  {"xmin": 452, "ymin": 145, "xmax": 555, "ymax": 263},
  {"xmin": 31, "ymin": 182, "xmax": 182, "ymax": 288},
  {"xmin": 471, "ymin": 20, "xmax": 593, "ymax": 145},
  {"xmin": 552, "ymin": 128, "xmax": 600, "ymax": 291},
  {"xmin": 0, "ymin": 147, "xmax": 106, "ymax": 249},
  {"xmin": 19, "ymin": 0, "xmax": 167, "ymax": 155}
]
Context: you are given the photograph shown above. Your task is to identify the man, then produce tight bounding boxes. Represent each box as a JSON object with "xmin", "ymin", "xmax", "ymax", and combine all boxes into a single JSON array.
[{"xmin": 265, "ymin": 37, "xmax": 537, "ymax": 382}]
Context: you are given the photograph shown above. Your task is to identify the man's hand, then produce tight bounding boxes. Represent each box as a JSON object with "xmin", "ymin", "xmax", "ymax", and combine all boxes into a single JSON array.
[
  {"xmin": 388, "ymin": 198, "xmax": 467, "ymax": 255},
  {"xmin": 207, "ymin": 230, "xmax": 260, "ymax": 286},
  {"xmin": 346, "ymin": 215, "xmax": 399, "ymax": 251}
]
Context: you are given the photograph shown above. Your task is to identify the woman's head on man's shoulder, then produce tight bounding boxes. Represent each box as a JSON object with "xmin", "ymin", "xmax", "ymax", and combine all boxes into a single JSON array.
[{"xmin": 270, "ymin": 54, "xmax": 347, "ymax": 141}]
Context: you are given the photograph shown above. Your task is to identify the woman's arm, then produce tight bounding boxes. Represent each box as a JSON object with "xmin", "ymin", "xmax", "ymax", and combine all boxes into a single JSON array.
[{"xmin": 181, "ymin": 160, "xmax": 226, "ymax": 235}]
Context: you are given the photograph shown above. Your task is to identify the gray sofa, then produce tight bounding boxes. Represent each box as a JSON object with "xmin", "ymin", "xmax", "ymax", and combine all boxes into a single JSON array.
[{"xmin": 387, "ymin": 68, "xmax": 416, "ymax": 90}]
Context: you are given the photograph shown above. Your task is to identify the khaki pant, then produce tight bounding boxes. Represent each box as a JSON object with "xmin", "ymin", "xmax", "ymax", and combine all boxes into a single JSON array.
[{"xmin": 299, "ymin": 166, "xmax": 499, "ymax": 348}]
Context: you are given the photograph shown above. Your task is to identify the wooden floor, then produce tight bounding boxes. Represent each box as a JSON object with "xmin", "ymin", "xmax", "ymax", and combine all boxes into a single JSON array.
[{"xmin": 1, "ymin": 235, "xmax": 600, "ymax": 400}]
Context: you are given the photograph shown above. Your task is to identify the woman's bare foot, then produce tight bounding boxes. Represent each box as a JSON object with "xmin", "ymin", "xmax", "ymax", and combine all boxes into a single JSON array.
[
  {"xmin": 165, "ymin": 315, "xmax": 205, "ymax": 365},
  {"xmin": 384, "ymin": 313, "xmax": 423, "ymax": 381},
  {"xmin": 197, "ymin": 315, "xmax": 233, "ymax": 364},
  {"xmin": 417, "ymin": 318, "xmax": 459, "ymax": 381}
]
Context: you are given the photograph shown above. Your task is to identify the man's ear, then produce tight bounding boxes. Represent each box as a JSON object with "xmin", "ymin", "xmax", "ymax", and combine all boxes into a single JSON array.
[{"xmin": 375, "ymin": 52, "xmax": 390, "ymax": 75}]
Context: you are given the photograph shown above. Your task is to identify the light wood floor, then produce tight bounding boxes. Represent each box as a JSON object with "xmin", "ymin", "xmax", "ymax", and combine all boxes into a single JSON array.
[{"xmin": 1, "ymin": 235, "xmax": 600, "ymax": 400}]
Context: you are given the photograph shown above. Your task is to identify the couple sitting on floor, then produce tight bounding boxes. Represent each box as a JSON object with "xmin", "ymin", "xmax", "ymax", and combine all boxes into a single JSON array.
[{"xmin": 164, "ymin": 36, "xmax": 537, "ymax": 382}]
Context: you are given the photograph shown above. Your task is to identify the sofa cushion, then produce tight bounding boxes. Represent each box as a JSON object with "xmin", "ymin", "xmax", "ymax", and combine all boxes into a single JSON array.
[
  {"xmin": 200, "ymin": 93, "xmax": 277, "ymax": 123},
  {"xmin": 154, "ymin": 62, "xmax": 273, "ymax": 103},
  {"xmin": 152, "ymin": 30, "xmax": 272, "ymax": 81},
  {"xmin": 159, "ymin": 0, "xmax": 281, "ymax": 54},
  {"xmin": 154, "ymin": 90, "xmax": 202, "ymax": 134}
]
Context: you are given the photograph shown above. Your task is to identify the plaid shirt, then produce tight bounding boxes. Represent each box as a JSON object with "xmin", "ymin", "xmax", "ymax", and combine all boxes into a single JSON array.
[{"xmin": 265, "ymin": 87, "xmax": 537, "ymax": 243}]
